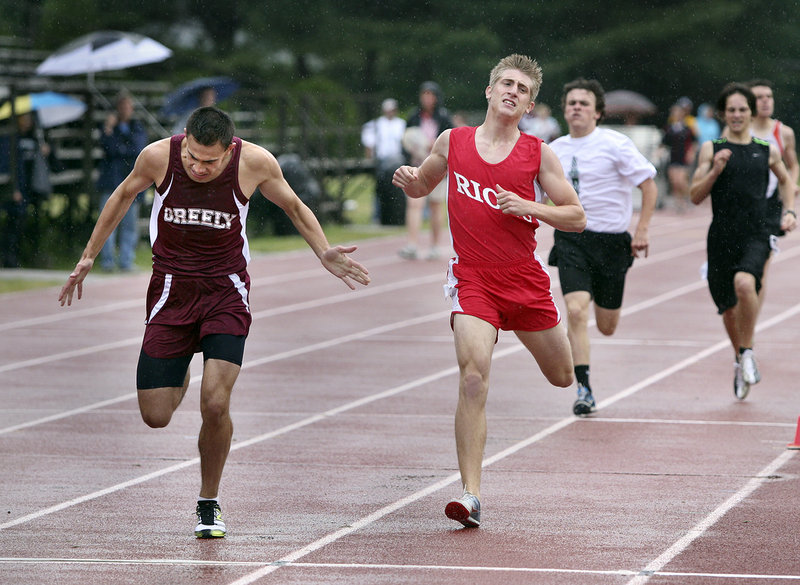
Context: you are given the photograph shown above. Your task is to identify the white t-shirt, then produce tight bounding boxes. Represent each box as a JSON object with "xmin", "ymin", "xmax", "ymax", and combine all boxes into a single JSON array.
[
  {"xmin": 361, "ymin": 116, "xmax": 407, "ymax": 161},
  {"xmin": 549, "ymin": 127, "xmax": 656, "ymax": 233}
]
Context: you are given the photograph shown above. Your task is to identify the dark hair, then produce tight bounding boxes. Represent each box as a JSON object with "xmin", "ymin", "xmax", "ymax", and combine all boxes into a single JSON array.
[
  {"xmin": 716, "ymin": 83, "xmax": 756, "ymax": 116},
  {"xmin": 185, "ymin": 106, "xmax": 235, "ymax": 147},
  {"xmin": 747, "ymin": 78, "xmax": 773, "ymax": 90},
  {"xmin": 561, "ymin": 78, "xmax": 606, "ymax": 120},
  {"xmin": 419, "ymin": 81, "xmax": 443, "ymax": 104}
]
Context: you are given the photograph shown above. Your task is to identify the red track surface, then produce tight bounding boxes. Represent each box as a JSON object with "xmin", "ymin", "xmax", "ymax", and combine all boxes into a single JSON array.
[{"xmin": 1, "ymin": 202, "xmax": 799, "ymax": 584}]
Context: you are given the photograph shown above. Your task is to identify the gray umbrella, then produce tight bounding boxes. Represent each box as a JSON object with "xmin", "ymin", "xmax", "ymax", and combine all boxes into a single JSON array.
[
  {"xmin": 35, "ymin": 31, "xmax": 171, "ymax": 77},
  {"xmin": 604, "ymin": 90, "xmax": 657, "ymax": 117}
]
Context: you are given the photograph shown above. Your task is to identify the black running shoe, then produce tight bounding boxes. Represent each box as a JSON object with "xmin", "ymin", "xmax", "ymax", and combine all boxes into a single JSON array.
[
  {"xmin": 572, "ymin": 383, "xmax": 596, "ymax": 416},
  {"xmin": 195, "ymin": 500, "xmax": 226, "ymax": 538}
]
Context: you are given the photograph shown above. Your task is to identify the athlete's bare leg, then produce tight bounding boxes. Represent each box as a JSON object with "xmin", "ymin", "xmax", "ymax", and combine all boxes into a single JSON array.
[
  {"xmin": 197, "ymin": 358, "xmax": 240, "ymax": 499},
  {"xmin": 564, "ymin": 290, "xmax": 592, "ymax": 365},
  {"xmin": 428, "ymin": 199, "xmax": 444, "ymax": 250},
  {"xmin": 757, "ymin": 254, "xmax": 773, "ymax": 314},
  {"xmin": 594, "ymin": 305, "xmax": 622, "ymax": 337},
  {"xmin": 403, "ymin": 196, "xmax": 424, "ymax": 251},
  {"xmin": 137, "ymin": 369, "xmax": 190, "ymax": 428},
  {"xmin": 514, "ymin": 322, "xmax": 574, "ymax": 388},
  {"xmin": 723, "ymin": 271, "xmax": 759, "ymax": 353},
  {"xmin": 452, "ymin": 314, "xmax": 497, "ymax": 499}
]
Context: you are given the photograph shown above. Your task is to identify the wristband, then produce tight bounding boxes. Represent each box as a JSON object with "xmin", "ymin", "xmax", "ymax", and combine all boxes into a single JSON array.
[{"xmin": 784, "ymin": 209, "xmax": 797, "ymax": 218}]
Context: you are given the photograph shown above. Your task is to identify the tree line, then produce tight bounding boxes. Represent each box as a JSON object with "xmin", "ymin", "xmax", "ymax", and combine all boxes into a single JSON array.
[{"xmin": 3, "ymin": 0, "xmax": 799, "ymax": 128}]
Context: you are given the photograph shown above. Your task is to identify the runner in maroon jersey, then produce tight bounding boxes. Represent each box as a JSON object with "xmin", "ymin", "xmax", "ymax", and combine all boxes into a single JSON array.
[
  {"xmin": 393, "ymin": 54, "xmax": 585, "ymax": 528},
  {"xmin": 59, "ymin": 107, "xmax": 369, "ymax": 538}
]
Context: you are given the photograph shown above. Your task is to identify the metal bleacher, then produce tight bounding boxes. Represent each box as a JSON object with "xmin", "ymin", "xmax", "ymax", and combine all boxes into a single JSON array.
[{"xmin": 0, "ymin": 35, "xmax": 374, "ymax": 214}]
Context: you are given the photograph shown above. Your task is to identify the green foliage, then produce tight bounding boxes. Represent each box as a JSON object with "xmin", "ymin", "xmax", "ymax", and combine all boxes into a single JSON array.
[
  {"xmin": 6, "ymin": 0, "xmax": 800, "ymax": 135},
  {"xmin": 7, "ymin": 1, "xmax": 799, "ymax": 183}
]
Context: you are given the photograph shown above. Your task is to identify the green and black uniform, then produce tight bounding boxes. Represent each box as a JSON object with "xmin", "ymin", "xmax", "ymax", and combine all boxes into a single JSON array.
[{"xmin": 706, "ymin": 137, "xmax": 771, "ymax": 314}]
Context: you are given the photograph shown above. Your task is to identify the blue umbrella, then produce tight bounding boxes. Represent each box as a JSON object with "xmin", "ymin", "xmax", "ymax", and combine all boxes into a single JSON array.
[
  {"xmin": 160, "ymin": 77, "xmax": 240, "ymax": 117},
  {"xmin": 0, "ymin": 91, "xmax": 87, "ymax": 128}
]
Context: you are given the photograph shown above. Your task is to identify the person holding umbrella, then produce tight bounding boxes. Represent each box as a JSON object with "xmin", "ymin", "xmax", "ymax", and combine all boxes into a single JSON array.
[
  {"xmin": 162, "ymin": 77, "xmax": 240, "ymax": 134},
  {"xmin": 171, "ymin": 84, "xmax": 218, "ymax": 134},
  {"xmin": 58, "ymin": 106, "xmax": 370, "ymax": 538},
  {"xmin": 97, "ymin": 90, "xmax": 148, "ymax": 272}
]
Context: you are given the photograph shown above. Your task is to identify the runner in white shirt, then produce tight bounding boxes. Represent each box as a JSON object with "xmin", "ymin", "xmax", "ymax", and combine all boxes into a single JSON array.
[{"xmin": 548, "ymin": 78, "xmax": 658, "ymax": 416}]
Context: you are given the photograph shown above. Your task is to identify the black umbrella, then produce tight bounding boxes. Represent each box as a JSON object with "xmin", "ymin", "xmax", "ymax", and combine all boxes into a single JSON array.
[{"xmin": 160, "ymin": 77, "xmax": 240, "ymax": 117}]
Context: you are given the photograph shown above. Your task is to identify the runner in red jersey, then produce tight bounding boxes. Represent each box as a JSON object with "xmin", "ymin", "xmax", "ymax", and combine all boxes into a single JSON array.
[
  {"xmin": 59, "ymin": 107, "xmax": 369, "ymax": 538},
  {"xmin": 394, "ymin": 54, "xmax": 585, "ymax": 528}
]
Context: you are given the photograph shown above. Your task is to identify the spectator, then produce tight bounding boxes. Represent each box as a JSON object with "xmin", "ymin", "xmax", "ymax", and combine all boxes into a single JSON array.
[
  {"xmin": 662, "ymin": 100, "xmax": 697, "ymax": 211},
  {"xmin": 519, "ymin": 102, "xmax": 561, "ymax": 143},
  {"xmin": 695, "ymin": 103, "xmax": 721, "ymax": 145},
  {"xmin": 361, "ymin": 98, "xmax": 407, "ymax": 225},
  {"xmin": 0, "ymin": 112, "xmax": 51, "ymax": 267},
  {"xmin": 399, "ymin": 81, "xmax": 453, "ymax": 260},
  {"xmin": 97, "ymin": 91, "xmax": 148, "ymax": 272},
  {"xmin": 173, "ymin": 86, "xmax": 218, "ymax": 134}
]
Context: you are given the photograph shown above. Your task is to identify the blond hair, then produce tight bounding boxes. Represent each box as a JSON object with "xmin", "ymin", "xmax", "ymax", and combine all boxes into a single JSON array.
[{"xmin": 489, "ymin": 54, "xmax": 543, "ymax": 99}]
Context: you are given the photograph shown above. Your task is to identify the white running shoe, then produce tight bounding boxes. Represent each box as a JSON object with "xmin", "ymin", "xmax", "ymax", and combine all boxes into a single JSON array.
[
  {"xmin": 733, "ymin": 359, "xmax": 750, "ymax": 400},
  {"xmin": 739, "ymin": 349, "xmax": 761, "ymax": 385},
  {"xmin": 445, "ymin": 491, "xmax": 481, "ymax": 528}
]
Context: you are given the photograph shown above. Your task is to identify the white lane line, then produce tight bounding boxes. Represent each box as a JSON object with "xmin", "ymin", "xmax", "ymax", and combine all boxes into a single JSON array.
[
  {"xmin": 0, "ymin": 337, "xmax": 140, "ymax": 376},
  {"xmin": 0, "ymin": 299, "xmax": 141, "ymax": 332},
  {"xmin": 248, "ymin": 251, "xmax": 427, "ymax": 287},
  {"xmin": 0, "ymin": 394, "xmax": 137, "ymax": 436},
  {"xmin": 581, "ymin": 417, "xmax": 794, "ymax": 429},
  {"xmin": 1, "ymin": 558, "xmax": 798, "ymax": 582},
  {"xmin": 0, "ymin": 274, "xmax": 443, "ymax": 377},
  {"xmin": 250, "ymin": 274, "xmax": 443, "ymax": 318},
  {"xmin": 0, "ymin": 229, "xmax": 717, "ymax": 333},
  {"xmin": 285, "ymin": 562, "xmax": 800, "ymax": 581},
  {"xmin": 0, "ymin": 311, "xmax": 455, "ymax": 531},
  {"xmin": 224, "ymin": 301, "xmax": 800, "ymax": 584},
  {"xmin": 0, "ymin": 311, "xmax": 445, "ymax": 436},
  {"xmin": 0, "ymin": 257, "xmax": 441, "ymax": 333},
  {"xmin": 625, "ymin": 449, "xmax": 797, "ymax": 585},
  {"xmin": 599, "ymin": 300, "xmax": 800, "ymax": 412}
]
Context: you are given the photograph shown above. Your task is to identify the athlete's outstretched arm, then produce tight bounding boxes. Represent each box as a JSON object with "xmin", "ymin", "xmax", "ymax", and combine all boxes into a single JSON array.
[
  {"xmin": 527, "ymin": 144, "xmax": 586, "ymax": 232},
  {"xmin": 253, "ymin": 147, "xmax": 369, "ymax": 289},
  {"xmin": 392, "ymin": 130, "xmax": 450, "ymax": 198},
  {"xmin": 58, "ymin": 140, "xmax": 167, "ymax": 306}
]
